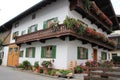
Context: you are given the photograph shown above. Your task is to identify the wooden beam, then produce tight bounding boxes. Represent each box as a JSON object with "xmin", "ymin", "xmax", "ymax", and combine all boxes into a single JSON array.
[
  {"xmin": 39, "ymin": 40, "xmax": 45, "ymax": 43},
  {"xmin": 26, "ymin": 42, "xmax": 31, "ymax": 45},
  {"xmin": 59, "ymin": 36, "xmax": 65, "ymax": 41}
]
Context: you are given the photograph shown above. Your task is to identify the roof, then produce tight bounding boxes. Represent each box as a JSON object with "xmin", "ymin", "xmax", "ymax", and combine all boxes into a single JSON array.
[
  {"xmin": 0, "ymin": 0, "xmax": 119, "ymax": 32},
  {"xmin": 92, "ymin": 0, "xmax": 120, "ymax": 30}
]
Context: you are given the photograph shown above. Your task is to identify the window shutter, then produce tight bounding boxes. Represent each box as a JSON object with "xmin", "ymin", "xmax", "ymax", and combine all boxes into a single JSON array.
[
  {"xmin": 41, "ymin": 47, "xmax": 45, "ymax": 58},
  {"xmin": 43, "ymin": 21, "xmax": 47, "ymax": 29},
  {"xmin": 28, "ymin": 27, "xmax": 30, "ymax": 33},
  {"xmin": 52, "ymin": 45, "xmax": 56, "ymax": 58},
  {"xmin": 77, "ymin": 47, "xmax": 80, "ymax": 59},
  {"xmin": 53, "ymin": 17, "xmax": 58, "ymax": 22},
  {"xmin": 26, "ymin": 48, "xmax": 29, "ymax": 57},
  {"xmin": 32, "ymin": 47, "xmax": 35, "ymax": 58},
  {"xmin": 85, "ymin": 48, "xmax": 88, "ymax": 59},
  {"xmin": 35, "ymin": 24, "xmax": 38, "ymax": 31}
]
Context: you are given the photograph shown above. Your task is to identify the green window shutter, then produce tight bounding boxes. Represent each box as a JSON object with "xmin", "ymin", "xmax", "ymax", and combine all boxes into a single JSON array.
[
  {"xmin": 85, "ymin": 48, "xmax": 88, "ymax": 59},
  {"xmin": 52, "ymin": 45, "xmax": 56, "ymax": 58},
  {"xmin": 35, "ymin": 24, "xmax": 38, "ymax": 31},
  {"xmin": 53, "ymin": 17, "xmax": 58, "ymax": 22},
  {"xmin": 43, "ymin": 21, "xmax": 47, "ymax": 29},
  {"xmin": 28, "ymin": 27, "xmax": 30, "ymax": 33},
  {"xmin": 32, "ymin": 47, "xmax": 35, "ymax": 58},
  {"xmin": 41, "ymin": 47, "xmax": 45, "ymax": 58},
  {"xmin": 77, "ymin": 47, "xmax": 80, "ymax": 59},
  {"xmin": 26, "ymin": 48, "xmax": 29, "ymax": 57}
]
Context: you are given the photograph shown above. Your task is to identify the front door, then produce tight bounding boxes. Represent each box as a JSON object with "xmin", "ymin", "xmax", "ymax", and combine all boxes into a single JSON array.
[
  {"xmin": 93, "ymin": 49, "xmax": 97, "ymax": 61},
  {"xmin": 7, "ymin": 44, "xmax": 19, "ymax": 66}
]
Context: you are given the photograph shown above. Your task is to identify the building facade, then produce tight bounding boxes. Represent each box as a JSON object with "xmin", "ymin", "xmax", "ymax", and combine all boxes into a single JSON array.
[{"xmin": 0, "ymin": 0, "xmax": 119, "ymax": 69}]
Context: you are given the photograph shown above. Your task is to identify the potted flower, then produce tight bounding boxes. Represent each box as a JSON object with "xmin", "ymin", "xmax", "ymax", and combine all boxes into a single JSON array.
[
  {"xmin": 41, "ymin": 61, "xmax": 51, "ymax": 74},
  {"xmin": 34, "ymin": 61, "xmax": 39, "ymax": 73}
]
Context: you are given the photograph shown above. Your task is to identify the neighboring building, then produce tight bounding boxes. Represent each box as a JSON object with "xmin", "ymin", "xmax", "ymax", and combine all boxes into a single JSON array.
[
  {"xmin": 109, "ymin": 16, "xmax": 120, "ymax": 59},
  {"xmin": 0, "ymin": 23, "xmax": 12, "ymax": 65},
  {"xmin": 0, "ymin": 0, "xmax": 119, "ymax": 69}
]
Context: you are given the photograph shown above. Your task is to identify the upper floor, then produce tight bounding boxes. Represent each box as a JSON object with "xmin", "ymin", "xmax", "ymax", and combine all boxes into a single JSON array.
[{"xmin": 0, "ymin": 0, "xmax": 118, "ymax": 50}]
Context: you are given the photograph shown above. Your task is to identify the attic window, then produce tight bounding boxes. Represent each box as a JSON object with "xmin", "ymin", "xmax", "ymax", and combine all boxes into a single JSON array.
[
  {"xmin": 32, "ymin": 13, "xmax": 36, "ymax": 19},
  {"xmin": 15, "ymin": 22, "xmax": 19, "ymax": 28}
]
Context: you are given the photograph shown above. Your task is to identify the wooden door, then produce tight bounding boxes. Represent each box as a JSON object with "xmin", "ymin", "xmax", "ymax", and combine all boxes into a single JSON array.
[
  {"xmin": 7, "ymin": 44, "xmax": 19, "ymax": 66},
  {"xmin": 93, "ymin": 49, "xmax": 97, "ymax": 61}
]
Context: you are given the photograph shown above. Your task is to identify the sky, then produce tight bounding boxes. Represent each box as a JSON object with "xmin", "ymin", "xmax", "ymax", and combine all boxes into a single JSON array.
[{"xmin": 0, "ymin": 0, "xmax": 119, "ymax": 26}]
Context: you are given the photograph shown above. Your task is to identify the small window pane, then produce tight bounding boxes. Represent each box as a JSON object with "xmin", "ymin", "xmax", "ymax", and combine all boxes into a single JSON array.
[
  {"xmin": 12, "ymin": 31, "xmax": 19, "ymax": 39},
  {"xmin": 9, "ymin": 48, "xmax": 12, "ymax": 53},
  {"xmin": 101, "ymin": 52, "xmax": 107, "ymax": 60},
  {"xmin": 19, "ymin": 51, "xmax": 24, "ymax": 57},
  {"xmin": 77, "ymin": 47, "xmax": 88, "ymax": 59},
  {"xmin": 32, "ymin": 14, "xmax": 36, "ymax": 19},
  {"xmin": 14, "ymin": 47, "xmax": 18, "ymax": 52}
]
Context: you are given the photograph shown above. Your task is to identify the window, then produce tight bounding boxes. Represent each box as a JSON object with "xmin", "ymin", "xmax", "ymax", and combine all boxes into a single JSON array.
[
  {"xmin": 9, "ymin": 48, "xmax": 12, "ymax": 53},
  {"xmin": 28, "ymin": 24, "xmax": 38, "ymax": 33},
  {"xmin": 112, "ymin": 53, "xmax": 117, "ymax": 58},
  {"xmin": 14, "ymin": 47, "xmax": 18, "ymax": 52},
  {"xmin": 32, "ymin": 13, "xmax": 36, "ymax": 19},
  {"xmin": 43, "ymin": 17, "xmax": 58, "ymax": 29},
  {"xmin": 101, "ymin": 52, "xmax": 107, "ymax": 60},
  {"xmin": 26, "ymin": 47, "xmax": 35, "ymax": 58},
  {"xmin": 21, "ymin": 30, "xmax": 26, "ymax": 35},
  {"xmin": 15, "ymin": 22, "xmax": 19, "ymax": 28},
  {"xmin": 12, "ymin": 31, "xmax": 19, "ymax": 39},
  {"xmin": 41, "ymin": 45, "xmax": 56, "ymax": 58},
  {"xmin": 19, "ymin": 51, "xmax": 24, "ymax": 57},
  {"xmin": 0, "ymin": 52, "xmax": 3, "ymax": 58},
  {"xmin": 77, "ymin": 47, "xmax": 88, "ymax": 59}
]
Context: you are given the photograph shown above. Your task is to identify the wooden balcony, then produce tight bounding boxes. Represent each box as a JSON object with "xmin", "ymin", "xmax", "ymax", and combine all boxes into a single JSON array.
[
  {"xmin": 16, "ymin": 24, "xmax": 114, "ymax": 50},
  {"xmin": 69, "ymin": 0, "xmax": 112, "ymax": 33}
]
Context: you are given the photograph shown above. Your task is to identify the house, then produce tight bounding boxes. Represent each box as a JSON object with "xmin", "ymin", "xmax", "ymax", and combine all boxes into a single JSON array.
[
  {"xmin": 0, "ymin": 0, "xmax": 119, "ymax": 69},
  {"xmin": 109, "ymin": 15, "xmax": 120, "ymax": 59},
  {"xmin": 0, "ymin": 22, "xmax": 12, "ymax": 65}
]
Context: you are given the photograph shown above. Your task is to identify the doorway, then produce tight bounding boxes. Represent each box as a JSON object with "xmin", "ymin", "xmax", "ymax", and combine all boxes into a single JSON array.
[
  {"xmin": 7, "ymin": 44, "xmax": 19, "ymax": 66},
  {"xmin": 93, "ymin": 49, "xmax": 97, "ymax": 61}
]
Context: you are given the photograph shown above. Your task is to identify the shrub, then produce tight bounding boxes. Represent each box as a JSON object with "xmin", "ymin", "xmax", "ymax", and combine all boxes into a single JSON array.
[
  {"xmin": 74, "ymin": 66, "xmax": 83, "ymax": 73},
  {"xmin": 113, "ymin": 56, "xmax": 120, "ymax": 64},
  {"xmin": 48, "ymin": 69, "xmax": 56, "ymax": 76},
  {"xmin": 16, "ymin": 64, "xmax": 24, "ymax": 68},
  {"xmin": 59, "ymin": 70, "xmax": 72, "ymax": 77},
  {"xmin": 41, "ymin": 61, "xmax": 51, "ymax": 68},
  {"xmin": 22, "ymin": 60, "xmax": 32, "ymax": 70},
  {"xmin": 40, "ymin": 68, "xmax": 43, "ymax": 73},
  {"xmin": 0, "ymin": 59, "xmax": 2, "ymax": 65},
  {"xmin": 85, "ymin": 61, "xmax": 91, "ymax": 67},
  {"xmin": 34, "ymin": 61, "xmax": 39, "ymax": 69}
]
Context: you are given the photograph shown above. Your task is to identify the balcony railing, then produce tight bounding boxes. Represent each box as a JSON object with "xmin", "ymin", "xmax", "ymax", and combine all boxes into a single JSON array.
[
  {"xmin": 16, "ymin": 24, "xmax": 114, "ymax": 50},
  {"xmin": 69, "ymin": 0, "xmax": 112, "ymax": 33}
]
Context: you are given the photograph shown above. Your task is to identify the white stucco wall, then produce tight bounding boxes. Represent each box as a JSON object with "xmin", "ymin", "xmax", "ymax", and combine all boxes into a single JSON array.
[
  {"xmin": 67, "ymin": 39, "xmax": 109, "ymax": 67},
  {"xmin": 19, "ymin": 38, "xmax": 68, "ymax": 69},
  {"xmin": 2, "ymin": 46, "xmax": 9, "ymax": 66},
  {"xmin": 10, "ymin": 0, "xmax": 69, "ymax": 43}
]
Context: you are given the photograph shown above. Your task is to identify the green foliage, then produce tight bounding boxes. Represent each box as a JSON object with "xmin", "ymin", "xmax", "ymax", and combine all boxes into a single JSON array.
[
  {"xmin": 16, "ymin": 64, "xmax": 24, "ymax": 68},
  {"xmin": 74, "ymin": 66, "xmax": 83, "ymax": 73},
  {"xmin": 0, "ymin": 59, "xmax": 2, "ymax": 65},
  {"xmin": 40, "ymin": 68, "xmax": 43, "ymax": 73},
  {"xmin": 59, "ymin": 70, "xmax": 72, "ymax": 77},
  {"xmin": 48, "ymin": 69, "xmax": 56, "ymax": 76},
  {"xmin": 22, "ymin": 60, "xmax": 32, "ymax": 70},
  {"xmin": 34, "ymin": 61, "xmax": 39, "ymax": 69},
  {"xmin": 113, "ymin": 56, "xmax": 120, "ymax": 63},
  {"xmin": 84, "ymin": 0, "xmax": 91, "ymax": 12},
  {"xmin": 85, "ymin": 61, "xmax": 91, "ymax": 67},
  {"xmin": 63, "ymin": 16, "xmax": 77, "ymax": 29},
  {"xmin": 41, "ymin": 61, "xmax": 51, "ymax": 68}
]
